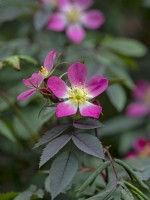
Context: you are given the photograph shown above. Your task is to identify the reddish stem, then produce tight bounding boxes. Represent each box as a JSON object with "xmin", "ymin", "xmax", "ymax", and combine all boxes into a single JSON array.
[
  {"xmin": 79, "ymin": 166, "xmax": 107, "ymax": 182},
  {"xmin": 104, "ymin": 147, "xmax": 119, "ymax": 180}
]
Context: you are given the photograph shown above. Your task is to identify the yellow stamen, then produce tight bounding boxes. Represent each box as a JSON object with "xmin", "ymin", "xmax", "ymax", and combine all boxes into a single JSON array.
[
  {"xmin": 68, "ymin": 86, "xmax": 88, "ymax": 104},
  {"xmin": 39, "ymin": 66, "xmax": 48, "ymax": 77},
  {"xmin": 66, "ymin": 9, "xmax": 81, "ymax": 23}
]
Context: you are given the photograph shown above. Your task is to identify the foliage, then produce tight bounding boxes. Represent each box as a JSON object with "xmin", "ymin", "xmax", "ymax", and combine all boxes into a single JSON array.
[{"xmin": 0, "ymin": 0, "xmax": 150, "ymax": 199}]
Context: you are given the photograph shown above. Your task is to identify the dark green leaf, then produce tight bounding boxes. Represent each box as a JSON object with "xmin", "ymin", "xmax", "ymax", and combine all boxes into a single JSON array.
[
  {"xmin": 86, "ymin": 185, "xmax": 116, "ymax": 200},
  {"xmin": 76, "ymin": 161, "xmax": 110, "ymax": 195},
  {"xmin": 14, "ymin": 185, "xmax": 43, "ymax": 200},
  {"xmin": 34, "ymin": 124, "xmax": 71, "ymax": 148},
  {"xmin": 101, "ymin": 116, "xmax": 144, "ymax": 136},
  {"xmin": 18, "ymin": 55, "xmax": 37, "ymax": 66},
  {"xmin": 34, "ymin": 10, "xmax": 51, "ymax": 30},
  {"xmin": 107, "ymin": 84, "xmax": 126, "ymax": 111},
  {"xmin": 115, "ymin": 159, "xmax": 149, "ymax": 190},
  {"xmin": 121, "ymin": 189, "xmax": 134, "ymax": 200},
  {"xmin": 73, "ymin": 118, "xmax": 103, "ymax": 129},
  {"xmin": 72, "ymin": 133, "xmax": 104, "ymax": 159},
  {"xmin": 39, "ymin": 135, "xmax": 71, "ymax": 167},
  {"xmin": 0, "ymin": 120, "xmax": 16, "ymax": 142},
  {"xmin": 102, "ymin": 38, "xmax": 147, "ymax": 57},
  {"xmin": 0, "ymin": 0, "xmax": 32, "ymax": 23},
  {"xmin": 123, "ymin": 181, "xmax": 149, "ymax": 200},
  {"xmin": 50, "ymin": 151, "xmax": 78, "ymax": 199}
]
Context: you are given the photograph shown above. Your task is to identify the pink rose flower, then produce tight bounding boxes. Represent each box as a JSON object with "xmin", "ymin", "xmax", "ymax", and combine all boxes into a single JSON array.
[
  {"xmin": 126, "ymin": 81, "xmax": 150, "ymax": 117},
  {"xmin": 47, "ymin": 62, "xmax": 108, "ymax": 118},
  {"xmin": 17, "ymin": 50, "xmax": 56, "ymax": 101},
  {"xmin": 47, "ymin": 0, "xmax": 105, "ymax": 43},
  {"xmin": 126, "ymin": 137, "xmax": 150, "ymax": 159}
]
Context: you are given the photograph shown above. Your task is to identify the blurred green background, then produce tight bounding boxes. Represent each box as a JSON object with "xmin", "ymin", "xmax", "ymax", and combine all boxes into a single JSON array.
[{"xmin": 0, "ymin": 0, "xmax": 150, "ymax": 196}]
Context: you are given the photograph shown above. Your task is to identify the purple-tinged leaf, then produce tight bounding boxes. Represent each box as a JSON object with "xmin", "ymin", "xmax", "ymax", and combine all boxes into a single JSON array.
[
  {"xmin": 73, "ymin": 118, "xmax": 103, "ymax": 129},
  {"xmin": 50, "ymin": 151, "xmax": 78, "ymax": 199},
  {"xmin": 39, "ymin": 135, "xmax": 71, "ymax": 167},
  {"xmin": 34, "ymin": 124, "xmax": 71, "ymax": 149},
  {"xmin": 72, "ymin": 133, "xmax": 104, "ymax": 159}
]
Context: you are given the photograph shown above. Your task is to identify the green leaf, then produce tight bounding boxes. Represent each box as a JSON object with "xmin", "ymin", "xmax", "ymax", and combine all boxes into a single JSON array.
[
  {"xmin": 102, "ymin": 38, "xmax": 147, "ymax": 57},
  {"xmin": 107, "ymin": 84, "xmax": 126, "ymax": 111},
  {"xmin": 72, "ymin": 133, "xmax": 104, "ymax": 159},
  {"xmin": 101, "ymin": 116, "xmax": 144, "ymax": 136},
  {"xmin": 3, "ymin": 56, "xmax": 20, "ymax": 70},
  {"xmin": 76, "ymin": 161, "xmax": 110, "ymax": 195},
  {"xmin": 121, "ymin": 189, "xmax": 134, "ymax": 200},
  {"xmin": 18, "ymin": 55, "xmax": 37, "ymax": 66},
  {"xmin": 123, "ymin": 181, "xmax": 149, "ymax": 200},
  {"xmin": 34, "ymin": 9, "xmax": 51, "ymax": 30},
  {"xmin": 0, "ymin": 55, "xmax": 37, "ymax": 70},
  {"xmin": 73, "ymin": 118, "xmax": 103, "ymax": 129},
  {"xmin": 39, "ymin": 135, "xmax": 71, "ymax": 167},
  {"xmin": 126, "ymin": 159, "xmax": 150, "ymax": 181},
  {"xmin": 108, "ymin": 65, "xmax": 134, "ymax": 89},
  {"xmin": 0, "ymin": 0, "xmax": 32, "ymax": 23},
  {"xmin": 34, "ymin": 124, "xmax": 71, "ymax": 149},
  {"xmin": 14, "ymin": 185, "xmax": 43, "ymax": 200},
  {"xmin": 0, "ymin": 120, "xmax": 16, "ymax": 142},
  {"xmin": 115, "ymin": 159, "xmax": 149, "ymax": 190},
  {"xmin": 0, "ymin": 192, "xmax": 18, "ymax": 200},
  {"xmin": 85, "ymin": 185, "xmax": 116, "ymax": 200},
  {"xmin": 50, "ymin": 151, "xmax": 78, "ymax": 199}
]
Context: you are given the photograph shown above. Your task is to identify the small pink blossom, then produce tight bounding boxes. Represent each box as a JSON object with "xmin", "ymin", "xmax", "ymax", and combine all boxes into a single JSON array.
[
  {"xmin": 47, "ymin": 0, "xmax": 105, "ymax": 43},
  {"xmin": 126, "ymin": 81, "xmax": 150, "ymax": 117},
  {"xmin": 126, "ymin": 137, "xmax": 150, "ymax": 159},
  {"xmin": 17, "ymin": 50, "xmax": 56, "ymax": 101},
  {"xmin": 47, "ymin": 62, "xmax": 108, "ymax": 118}
]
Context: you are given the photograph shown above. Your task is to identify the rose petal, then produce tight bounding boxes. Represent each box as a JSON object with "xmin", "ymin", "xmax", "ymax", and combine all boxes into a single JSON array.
[
  {"xmin": 56, "ymin": 100, "xmax": 77, "ymax": 117},
  {"xmin": 82, "ymin": 10, "xmax": 105, "ymax": 29},
  {"xmin": 126, "ymin": 152, "xmax": 137, "ymax": 159},
  {"xmin": 44, "ymin": 49, "xmax": 57, "ymax": 72},
  {"xmin": 126, "ymin": 102, "xmax": 150, "ymax": 117},
  {"xmin": 47, "ymin": 76, "xmax": 69, "ymax": 98},
  {"xmin": 79, "ymin": 101, "xmax": 102, "ymax": 119},
  {"xmin": 75, "ymin": 0, "xmax": 93, "ymax": 10},
  {"xmin": 57, "ymin": 0, "xmax": 71, "ymax": 11},
  {"xmin": 134, "ymin": 138, "xmax": 148, "ymax": 153},
  {"xmin": 66, "ymin": 24, "xmax": 85, "ymax": 43},
  {"xmin": 68, "ymin": 62, "xmax": 88, "ymax": 86},
  {"xmin": 86, "ymin": 75, "xmax": 108, "ymax": 98},
  {"xmin": 47, "ymin": 13, "xmax": 67, "ymax": 31},
  {"xmin": 23, "ymin": 72, "xmax": 44, "ymax": 88},
  {"xmin": 17, "ymin": 89, "xmax": 36, "ymax": 101},
  {"xmin": 133, "ymin": 81, "xmax": 150, "ymax": 101}
]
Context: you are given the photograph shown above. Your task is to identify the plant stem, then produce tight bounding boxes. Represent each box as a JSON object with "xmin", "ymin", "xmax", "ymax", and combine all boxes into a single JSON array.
[
  {"xmin": 94, "ymin": 129, "xmax": 109, "ymax": 183},
  {"xmin": 104, "ymin": 147, "xmax": 119, "ymax": 180},
  {"xmin": 75, "ymin": 161, "xmax": 111, "ymax": 197}
]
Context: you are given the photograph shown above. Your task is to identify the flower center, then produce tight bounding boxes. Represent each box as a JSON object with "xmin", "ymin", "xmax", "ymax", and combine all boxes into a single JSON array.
[
  {"xmin": 69, "ymin": 86, "xmax": 88, "ymax": 104},
  {"xmin": 66, "ymin": 8, "xmax": 81, "ymax": 23},
  {"xmin": 39, "ymin": 66, "xmax": 48, "ymax": 77},
  {"xmin": 139, "ymin": 144, "xmax": 150, "ymax": 158}
]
